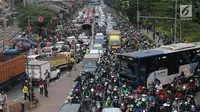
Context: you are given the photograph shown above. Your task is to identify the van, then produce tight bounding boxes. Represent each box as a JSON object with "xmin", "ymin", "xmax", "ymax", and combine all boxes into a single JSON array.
[{"xmin": 102, "ymin": 108, "xmax": 122, "ymax": 112}]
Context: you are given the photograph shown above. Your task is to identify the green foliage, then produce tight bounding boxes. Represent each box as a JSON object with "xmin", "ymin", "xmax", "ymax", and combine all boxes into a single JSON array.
[
  {"xmin": 106, "ymin": 0, "xmax": 200, "ymax": 42},
  {"xmin": 17, "ymin": 5, "xmax": 56, "ymax": 33}
]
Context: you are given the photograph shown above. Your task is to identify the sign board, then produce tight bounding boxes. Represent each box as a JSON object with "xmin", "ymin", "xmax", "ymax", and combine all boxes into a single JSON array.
[
  {"xmin": 26, "ymin": 26, "xmax": 32, "ymax": 31},
  {"xmin": 180, "ymin": 5, "xmax": 192, "ymax": 21},
  {"xmin": 38, "ymin": 16, "xmax": 44, "ymax": 22}
]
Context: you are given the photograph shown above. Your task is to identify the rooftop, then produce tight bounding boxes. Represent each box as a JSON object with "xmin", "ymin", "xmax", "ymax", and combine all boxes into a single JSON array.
[{"xmin": 122, "ymin": 42, "xmax": 200, "ymax": 58}]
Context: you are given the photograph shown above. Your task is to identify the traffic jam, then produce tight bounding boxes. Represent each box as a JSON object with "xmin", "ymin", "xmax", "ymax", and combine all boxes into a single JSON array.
[
  {"xmin": 1, "ymin": 1, "xmax": 200, "ymax": 112},
  {"xmin": 59, "ymin": 3, "xmax": 200, "ymax": 112}
]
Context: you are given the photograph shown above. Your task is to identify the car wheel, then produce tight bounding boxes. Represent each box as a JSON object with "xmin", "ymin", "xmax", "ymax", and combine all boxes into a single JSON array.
[{"xmin": 57, "ymin": 73, "xmax": 61, "ymax": 79}]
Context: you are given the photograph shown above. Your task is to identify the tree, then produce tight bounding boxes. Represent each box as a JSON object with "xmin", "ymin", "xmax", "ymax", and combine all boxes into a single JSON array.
[
  {"xmin": 105, "ymin": 0, "xmax": 200, "ymax": 42},
  {"xmin": 17, "ymin": 5, "xmax": 56, "ymax": 34}
]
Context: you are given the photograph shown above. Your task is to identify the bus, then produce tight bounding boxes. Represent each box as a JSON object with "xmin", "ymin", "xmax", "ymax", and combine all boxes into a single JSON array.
[{"xmin": 117, "ymin": 42, "xmax": 200, "ymax": 88}]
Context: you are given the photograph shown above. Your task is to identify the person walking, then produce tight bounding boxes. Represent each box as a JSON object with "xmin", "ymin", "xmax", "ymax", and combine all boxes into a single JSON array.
[
  {"xmin": 0, "ymin": 92, "xmax": 3, "ymax": 112},
  {"xmin": 44, "ymin": 81, "xmax": 49, "ymax": 98},
  {"xmin": 39, "ymin": 78, "xmax": 44, "ymax": 95},
  {"xmin": 1, "ymin": 91, "xmax": 7, "ymax": 111},
  {"xmin": 22, "ymin": 85, "xmax": 29, "ymax": 101},
  {"xmin": 44, "ymin": 70, "xmax": 50, "ymax": 86}
]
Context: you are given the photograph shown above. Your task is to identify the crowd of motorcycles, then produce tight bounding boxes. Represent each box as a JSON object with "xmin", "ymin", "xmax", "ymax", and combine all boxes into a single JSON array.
[{"xmin": 68, "ymin": 5, "xmax": 200, "ymax": 112}]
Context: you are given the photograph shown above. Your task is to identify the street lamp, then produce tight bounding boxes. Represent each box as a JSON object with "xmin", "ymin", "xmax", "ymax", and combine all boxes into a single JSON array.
[{"xmin": 137, "ymin": 0, "xmax": 139, "ymax": 31}]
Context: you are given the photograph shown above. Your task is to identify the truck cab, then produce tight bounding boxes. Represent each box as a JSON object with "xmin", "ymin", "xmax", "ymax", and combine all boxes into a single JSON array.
[{"xmin": 108, "ymin": 30, "xmax": 121, "ymax": 50}]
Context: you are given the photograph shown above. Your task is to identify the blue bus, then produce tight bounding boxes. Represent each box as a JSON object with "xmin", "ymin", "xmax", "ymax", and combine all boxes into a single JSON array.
[{"xmin": 117, "ymin": 42, "xmax": 200, "ymax": 88}]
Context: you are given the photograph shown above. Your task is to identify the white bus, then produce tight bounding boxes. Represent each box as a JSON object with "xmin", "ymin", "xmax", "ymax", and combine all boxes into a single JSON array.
[{"xmin": 117, "ymin": 42, "xmax": 200, "ymax": 88}]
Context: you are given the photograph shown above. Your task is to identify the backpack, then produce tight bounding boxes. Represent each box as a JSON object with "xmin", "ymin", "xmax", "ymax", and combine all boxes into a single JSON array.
[{"xmin": 22, "ymin": 86, "xmax": 28, "ymax": 93}]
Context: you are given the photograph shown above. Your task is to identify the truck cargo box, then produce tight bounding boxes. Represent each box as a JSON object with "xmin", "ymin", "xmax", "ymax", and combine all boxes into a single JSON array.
[{"xmin": 0, "ymin": 55, "xmax": 25, "ymax": 83}]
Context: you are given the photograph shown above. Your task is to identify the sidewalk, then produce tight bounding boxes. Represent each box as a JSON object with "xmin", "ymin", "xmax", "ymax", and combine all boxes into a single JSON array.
[{"xmin": 29, "ymin": 63, "xmax": 82, "ymax": 112}]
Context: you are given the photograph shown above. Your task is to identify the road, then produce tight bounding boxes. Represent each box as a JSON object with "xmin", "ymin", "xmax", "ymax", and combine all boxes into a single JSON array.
[{"xmin": 6, "ymin": 22, "xmax": 95, "ymax": 111}]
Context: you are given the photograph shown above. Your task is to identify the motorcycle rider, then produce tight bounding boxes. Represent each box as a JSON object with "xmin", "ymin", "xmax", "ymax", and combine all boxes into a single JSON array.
[
  {"xmin": 71, "ymin": 94, "xmax": 79, "ymax": 103},
  {"xmin": 186, "ymin": 79, "xmax": 195, "ymax": 95},
  {"xmin": 172, "ymin": 98, "xmax": 181, "ymax": 112},
  {"xmin": 121, "ymin": 85, "xmax": 129, "ymax": 95},
  {"xmin": 105, "ymin": 97, "xmax": 113, "ymax": 108}
]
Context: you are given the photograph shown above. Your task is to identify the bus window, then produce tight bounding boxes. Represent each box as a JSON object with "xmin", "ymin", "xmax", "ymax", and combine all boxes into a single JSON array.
[
  {"xmin": 157, "ymin": 55, "xmax": 168, "ymax": 69},
  {"xmin": 168, "ymin": 54, "xmax": 179, "ymax": 75},
  {"xmin": 119, "ymin": 58, "xmax": 138, "ymax": 78}
]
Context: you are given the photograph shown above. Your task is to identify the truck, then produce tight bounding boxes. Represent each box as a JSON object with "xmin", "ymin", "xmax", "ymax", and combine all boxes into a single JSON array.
[
  {"xmin": 82, "ymin": 53, "xmax": 99, "ymax": 74},
  {"xmin": 108, "ymin": 30, "xmax": 121, "ymax": 50},
  {"xmin": 0, "ymin": 52, "xmax": 26, "ymax": 91},
  {"xmin": 36, "ymin": 52, "xmax": 75, "ymax": 70},
  {"xmin": 27, "ymin": 61, "xmax": 61, "ymax": 83}
]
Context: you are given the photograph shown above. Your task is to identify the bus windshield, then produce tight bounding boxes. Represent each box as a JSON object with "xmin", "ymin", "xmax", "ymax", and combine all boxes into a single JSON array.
[{"xmin": 119, "ymin": 57, "xmax": 138, "ymax": 77}]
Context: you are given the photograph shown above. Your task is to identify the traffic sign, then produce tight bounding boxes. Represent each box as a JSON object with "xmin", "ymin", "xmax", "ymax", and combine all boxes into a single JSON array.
[
  {"xmin": 180, "ymin": 5, "xmax": 192, "ymax": 21},
  {"xmin": 38, "ymin": 16, "xmax": 44, "ymax": 22},
  {"xmin": 26, "ymin": 26, "xmax": 32, "ymax": 31}
]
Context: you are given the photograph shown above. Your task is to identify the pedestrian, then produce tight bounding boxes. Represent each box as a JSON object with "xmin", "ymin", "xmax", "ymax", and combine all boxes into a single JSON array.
[
  {"xmin": 44, "ymin": 69, "xmax": 50, "ymax": 86},
  {"xmin": 22, "ymin": 85, "xmax": 29, "ymax": 101},
  {"xmin": 44, "ymin": 81, "xmax": 49, "ymax": 98},
  {"xmin": 0, "ymin": 92, "xmax": 3, "ymax": 112},
  {"xmin": 39, "ymin": 78, "xmax": 44, "ymax": 95},
  {"xmin": 1, "ymin": 91, "xmax": 7, "ymax": 110}
]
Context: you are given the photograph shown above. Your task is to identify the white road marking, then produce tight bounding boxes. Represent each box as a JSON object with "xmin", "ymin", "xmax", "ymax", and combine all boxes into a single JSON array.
[{"xmin": 13, "ymin": 99, "xmax": 19, "ymax": 102}]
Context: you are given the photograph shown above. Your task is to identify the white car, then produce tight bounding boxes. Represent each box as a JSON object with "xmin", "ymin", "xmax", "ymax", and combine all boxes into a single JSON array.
[{"xmin": 55, "ymin": 41, "xmax": 64, "ymax": 52}]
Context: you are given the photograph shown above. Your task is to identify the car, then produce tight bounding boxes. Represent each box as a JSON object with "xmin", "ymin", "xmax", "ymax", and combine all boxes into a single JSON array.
[
  {"xmin": 55, "ymin": 41, "xmax": 64, "ymax": 52},
  {"xmin": 82, "ymin": 53, "xmax": 99, "ymax": 74},
  {"xmin": 95, "ymin": 36, "xmax": 104, "ymax": 44},
  {"xmin": 93, "ymin": 43, "xmax": 104, "ymax": 51}
]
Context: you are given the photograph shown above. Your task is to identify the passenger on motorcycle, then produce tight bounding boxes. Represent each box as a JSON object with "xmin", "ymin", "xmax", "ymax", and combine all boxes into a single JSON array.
[{"xmin": 105, "ymin": 97, "xmax": 113, "ymax": 108}]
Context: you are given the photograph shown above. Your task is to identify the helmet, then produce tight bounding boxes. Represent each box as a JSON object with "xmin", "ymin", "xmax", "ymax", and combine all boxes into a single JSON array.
[
  {"xmin": 106, "ymin": 97, "xmax": 111, "ymax": 101},
  {"xmin": 75, "ymin": 89, "xmax": 79, "ymax": 93}
]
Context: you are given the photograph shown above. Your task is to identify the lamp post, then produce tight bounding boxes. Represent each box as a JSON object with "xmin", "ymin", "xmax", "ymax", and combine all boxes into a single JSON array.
[
  {"xmin": 136, "ymin": 0, "xmax": 139, "ymax": 31},
  {"xmin": 174, "ymin": 0, "xmax": 178, "ymax": 42}
]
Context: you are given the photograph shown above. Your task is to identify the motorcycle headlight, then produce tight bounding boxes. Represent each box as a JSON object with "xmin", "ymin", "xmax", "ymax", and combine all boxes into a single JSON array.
[
  {"xmin": 183, "ymin": 85, "xmax": 186, "ymax": 90},
  {"xmin": 91, "ymin": 88, "xmax": 94, "ymax": 92},
  {"xmin": 114, "ymin": 96, "xmax": 117, "ymax": 99}
]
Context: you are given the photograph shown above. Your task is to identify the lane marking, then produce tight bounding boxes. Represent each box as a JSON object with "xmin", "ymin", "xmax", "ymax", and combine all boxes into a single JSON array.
[{"xmin": 13, "ymin": 99, "xmax": 19, "ymax": 102}]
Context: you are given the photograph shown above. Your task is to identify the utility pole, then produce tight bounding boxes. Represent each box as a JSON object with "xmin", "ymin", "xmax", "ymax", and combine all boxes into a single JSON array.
[
  {"xmin": 137, "ymin": 0, "xmax": 139, "ymax": 31},
  {"xmin": 23, "ymin": 0, "xmax": 26, "ymax": 7},
  {"xmin": 174, "ymin": 0, "xmax": 178, "ymax": 42},
  {"xmin": 2, "ymin": 0, "xmax": 7, "ymax": 30}
]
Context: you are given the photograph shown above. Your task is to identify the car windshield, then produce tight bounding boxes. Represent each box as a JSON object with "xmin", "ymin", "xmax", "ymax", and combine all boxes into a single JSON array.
[
  {"xmin": 83, "ymin": 61, "xmax": 97, "ymax": 68},
  {"xmin": 93, "ymin": 46, "xmax": 103, "ymax": 50},
  {"xmin": 95, "ymin": 39, "xmax": 104, "ymax": 44},
  {"xmin": 109, "ymin": 41, "xmax": 120, "ymax": 46}
]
